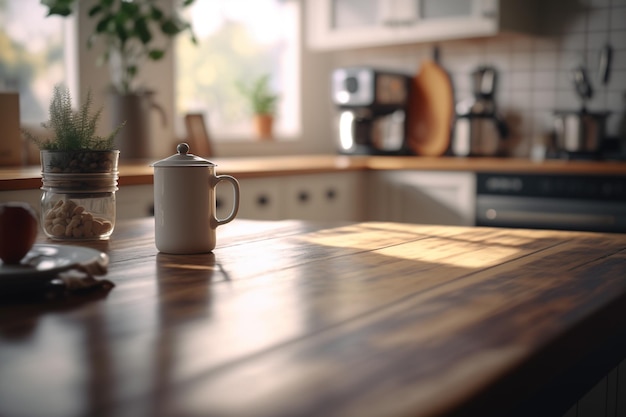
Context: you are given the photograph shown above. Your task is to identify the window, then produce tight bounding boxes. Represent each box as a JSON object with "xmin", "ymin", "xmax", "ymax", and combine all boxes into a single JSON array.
[
  {"xmin": 176, "ymin": 0, "xmax": 300, "ymax": 141},
  {"xmin": 0, "ymin": 0, "xmax": 77, "ymax": 125}
]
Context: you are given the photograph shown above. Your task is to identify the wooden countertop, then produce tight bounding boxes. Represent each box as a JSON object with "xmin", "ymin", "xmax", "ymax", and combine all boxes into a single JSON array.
[
  {"xmin": 1, "ymin": 219, "xmax": 625, "ymax": 417},
  {"xmin": 1, "ymin": 155, "xmax": 625, "ymax": 191}
]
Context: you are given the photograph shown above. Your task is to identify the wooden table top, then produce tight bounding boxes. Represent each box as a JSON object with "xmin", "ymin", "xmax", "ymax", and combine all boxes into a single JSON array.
[{"xmin": 1, "ymin": 219, "xmax": 626, "ymax": 417}]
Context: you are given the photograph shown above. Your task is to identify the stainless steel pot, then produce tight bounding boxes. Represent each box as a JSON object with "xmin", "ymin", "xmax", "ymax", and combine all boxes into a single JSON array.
[{"xmin": 553, "ymin": 111, "xmax": 610, "ymax": 153}]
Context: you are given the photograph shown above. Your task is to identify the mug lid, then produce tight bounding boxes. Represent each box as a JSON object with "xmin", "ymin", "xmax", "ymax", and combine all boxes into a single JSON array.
[{"xmin": 151, "ymin": 143, "xmax": 216, "ymax": 167}]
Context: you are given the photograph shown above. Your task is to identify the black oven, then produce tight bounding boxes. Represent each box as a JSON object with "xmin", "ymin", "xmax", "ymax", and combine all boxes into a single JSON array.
[{"xmin": 476, "ymin": 173, "xmax": 626, "ymax": 233}]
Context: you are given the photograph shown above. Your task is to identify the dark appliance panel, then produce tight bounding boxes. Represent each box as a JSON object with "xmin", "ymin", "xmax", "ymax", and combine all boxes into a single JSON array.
[{"xmin": 476, "ymin": 173, "xmax": 626, "ymax": 233}]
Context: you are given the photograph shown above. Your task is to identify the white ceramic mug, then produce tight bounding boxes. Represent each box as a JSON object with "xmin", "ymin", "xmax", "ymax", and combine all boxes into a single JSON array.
[{"xmin": 152, "ymin": 143, "xmax": 240, "ymax": 254}]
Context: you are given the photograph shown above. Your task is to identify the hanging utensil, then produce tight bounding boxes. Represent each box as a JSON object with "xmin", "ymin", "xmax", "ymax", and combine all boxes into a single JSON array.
[
  {"xmin": 599, "ymin": 43, "xmax": 612, "ymax": 85},
  {"xmin": 572, "ymin": 66, "xmax": 593, "ymax": 110}
]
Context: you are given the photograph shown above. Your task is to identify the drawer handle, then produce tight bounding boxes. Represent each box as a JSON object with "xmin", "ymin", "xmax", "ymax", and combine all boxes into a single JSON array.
[
  {"xmin": 326, "ymin": 188, "xmax": 336, "ymax": 200},
  {"xmin": 298, "ymin": 191, "xmax": 309, "ymax": 203},
  {"xmin": 257, "ymin": 195, "xmax": 270, "ymax": 206},
  {"xmin": 216, "ymin": 198, "xmax": 223, "ymax": 209}
]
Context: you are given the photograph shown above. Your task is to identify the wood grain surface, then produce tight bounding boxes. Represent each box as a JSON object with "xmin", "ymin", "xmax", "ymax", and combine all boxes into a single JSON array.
[{"xmin": 0, "ymin": 219, "xmax": 625, "ymax": 417}]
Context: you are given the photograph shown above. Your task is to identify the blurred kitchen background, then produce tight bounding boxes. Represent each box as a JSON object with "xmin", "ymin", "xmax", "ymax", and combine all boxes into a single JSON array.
[
  {"xmin": 325, "ymin": 0, "xmax": 626, "ymax": 159},
  {"xmin": 1, "ymin": 0, "xmax": 625, "ymax": 160}
]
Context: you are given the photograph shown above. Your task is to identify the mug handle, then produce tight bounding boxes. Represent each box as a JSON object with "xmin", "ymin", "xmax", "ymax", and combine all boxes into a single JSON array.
[{"xmin": 210, "ymin": 175, "xmax": 240, "ymax": 227}]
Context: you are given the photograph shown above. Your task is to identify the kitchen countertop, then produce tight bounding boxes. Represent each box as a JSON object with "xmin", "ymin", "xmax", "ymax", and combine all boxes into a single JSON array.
[
  {"xmin": 1, "ymin": 155, "xmax": 625, "ymax": 191},
  {"xmin": 1, "ymin": 218, "xmax": 625, "ymax": 417}
]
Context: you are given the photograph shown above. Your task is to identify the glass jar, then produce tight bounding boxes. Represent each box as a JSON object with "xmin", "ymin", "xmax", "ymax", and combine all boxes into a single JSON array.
[{"xmin": 40, "ymin": 150, "xmax": 119, "ymax": 240}]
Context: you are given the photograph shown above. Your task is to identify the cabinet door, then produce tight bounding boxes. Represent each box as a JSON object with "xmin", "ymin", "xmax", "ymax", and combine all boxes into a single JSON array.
[
  {"xmin": 116, "ymin": 185, "xmax": 155, "ymax": 219},
  {"xmin": 368, "ymin": 171, "xmax": 476, "ymax": 226},
  {"xmin": 307, "ymin": 0, "xmax": 528, "ymax": 51},
  {"xmin": 307, "ymin": 0, "xmax": 400, "ymax": 50},
  {"xmin": 285, "ymin": 172, "xmax": 363, "ymax": 221},
  {"xmin": 236, "ymin": 177, "xmax": 284, "ymax": 220},
  {"xmin": 365, "ymin": 171, "xmax": 405, "ymax": 221},
  {"xmin": 0, "ymin": 190, "xmax": 42, "ymax": 216}
]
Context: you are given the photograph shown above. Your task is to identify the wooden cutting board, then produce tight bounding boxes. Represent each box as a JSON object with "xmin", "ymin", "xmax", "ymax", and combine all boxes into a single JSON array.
[{"xmin": 406, "ymin": 59, "xmax": 454, "ymax": 156}]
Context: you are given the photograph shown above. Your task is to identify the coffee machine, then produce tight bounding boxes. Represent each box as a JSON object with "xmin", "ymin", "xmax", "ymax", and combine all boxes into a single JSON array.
[
  {"xmin": 452, "ymin": 66, "xmax": 509, "ymax": 157},
  {"xmin": 331, "ymin": 67, "xmax": 411, "ymax": 155}
]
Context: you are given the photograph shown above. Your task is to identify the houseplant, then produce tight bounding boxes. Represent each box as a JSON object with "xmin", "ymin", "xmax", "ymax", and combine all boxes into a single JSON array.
[
  {"xmin": 23, "ymin": 84, "xmax": 123, "ymax": 240},
  {"xmin": 42, "ymin": 0, "xmax": 197, "ymax": 158},
  {"xmin": 43, "ymin": 0, "xmax": 197, "ymax": 95},
  {"xmin": 237, "ymin": 74, "xmax": 279, "ymax": 140}
]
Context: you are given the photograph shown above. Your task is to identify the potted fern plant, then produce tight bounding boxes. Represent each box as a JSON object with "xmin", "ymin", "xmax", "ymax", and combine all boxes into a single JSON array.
[
  {"xmin": 22, "ymin": 84, "xmax": 124, "ymax": 240},
  {"xmin": 237, "ymin": 74, "xmax": 279, "ymax": 140},
  {"xmin": 23, "ymin": 85, "xmax": 123, "ymax": 173}
]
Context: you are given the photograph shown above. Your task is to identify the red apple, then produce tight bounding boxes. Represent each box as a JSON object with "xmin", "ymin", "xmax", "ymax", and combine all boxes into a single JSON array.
[{"xmin": 0, "ymin": 202, "xmax": 39, "ymax": 264}]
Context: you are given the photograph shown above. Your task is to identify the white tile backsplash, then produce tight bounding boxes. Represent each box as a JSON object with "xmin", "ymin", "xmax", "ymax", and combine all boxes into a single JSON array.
[
  {"xmin": 510, "ymin": 90, "xmax": 533, "ymax": 110},
  {"xmin": 586, "ymin": 31, "xmax": 610, "ymax": 50},
  {"xmin": 610, "ymin": 7, "xmax": 626, "ymax": 29},
  {"xmin": 588, "ymin": 90, "xmax": 609, "ymax": 110},
  {"xmin": 609, "ymin": 30, "xmax": 626, "ymax": 49},
  {"xmin": 510, "ymin": 71, "xmax": 532, "ymax": 90},
  {"xmin": 587, "ymin": 8, "xmax": 610, "ymax": 31},
  {"xmin": 533, "ymin": 51, "xmax": 559, "ymax": 70},
  {"xmin": 511, "ymin": 51, "xmax": 534, "ymax": 71},
  {"xmin": 329, "ymin": 2, "xmax": 626, "ymax": 156},
  {"xmin": 532, "ymin": 90, "xmax": 557, "ymax": 110},
  {"xmin": 559, "ymin": 50, "xmax": 585, "ymax": 71},
  {"xmin": 556, "ymin": 70, "xmax": 575, "ymax": 91},
  {"xmin": 611, "ymin": 50, "xmax": 626, "ymax": 70},
  {"xmin": 608, "ymin": 69, "xmax": 626, "ymax": 89},
  {"xmin": 556, "ymin": 90, "xmax": 582, "ymax": 110},
  {"xmin": 533, "ymin": 71, "xmax": 558, "ymax": 89}
]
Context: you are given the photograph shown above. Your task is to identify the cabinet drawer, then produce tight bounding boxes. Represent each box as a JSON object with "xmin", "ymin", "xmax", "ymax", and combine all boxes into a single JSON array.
[
  {"xmin": 285, "ymin": 172, "xmax": 363, "ymax": 221},
  {"xmin": 236, "ymin": 177, "xmax": 285, "ymax": 220},
  {"xmin": 368, "ymin": 171, "xmax": 476, "ymax": 226}
]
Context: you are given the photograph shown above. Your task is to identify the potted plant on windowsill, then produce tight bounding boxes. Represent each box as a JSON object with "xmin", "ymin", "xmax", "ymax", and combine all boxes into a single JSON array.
[
  {"xmin": 237, "ymin": 74, "xmax": 279, "ymax": 140},
  {"xmin": 42, "ymin": 0, "xmax": 197, "ymax": 159},
  {"xmin": 22, "ymin": 84, "xmax": 124, "ymax": 240}
]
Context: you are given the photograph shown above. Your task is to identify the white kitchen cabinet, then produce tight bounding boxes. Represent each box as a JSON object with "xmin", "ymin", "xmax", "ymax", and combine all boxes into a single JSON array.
[
  {"xmin": 116, "ymin": 184, "xmax": 154, "ymax": 220},
  {"xmin": 0, "ymin": 185, "xmax": 155, "ymax": 221},
  {"xmin": 367, "ymin": 170, "xmax": 476, "ymax": 226},
  {"xmin": 0, "ymin": 189, "xmax": 42, "ymax": 216},
  {"xmin": 285, "ymin": 172, "xmax": 364, "ymax": 221},
  {"xmin": 234, "ymin": 177, "xmax": 285, "ymax": 220},
  {"xmin": 307, "ymin": 0, "xmax": 535, "ymax": 51},
  {"xmin": 0, "ymin": 172, "xmax": 364, "ymax": 224},
  {"xmin": 220, "ymin": 172, "xmax": 364, "ymax": 222}
]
